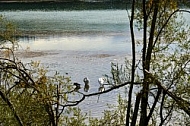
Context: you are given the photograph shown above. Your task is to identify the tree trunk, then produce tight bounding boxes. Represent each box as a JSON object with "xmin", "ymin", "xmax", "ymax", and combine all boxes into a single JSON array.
[
  {"xmin": 126, "ymin": 0, "xmax": 136, "ymax": 125},
  {"xmin": 140, "ymin": 0, "xmax": 159, "ymax": 125}
]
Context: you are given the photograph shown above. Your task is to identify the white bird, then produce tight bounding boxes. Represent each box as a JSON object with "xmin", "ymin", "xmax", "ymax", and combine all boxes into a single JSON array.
[
  {"xmin": 98, "ymin": 77, "xmax": 108, "ymax": 85},
  {"xmin": 83, "ymin": 77, "xmax": 90, "ymax": 92}
]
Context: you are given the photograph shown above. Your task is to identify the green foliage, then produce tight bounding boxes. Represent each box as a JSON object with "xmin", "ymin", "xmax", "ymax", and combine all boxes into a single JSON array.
[
  {"xmin": 126, "ymin": 0, "xmax": 190, "ymax": 125},
  {"xmin": 110, "ymin": 62, "xmax": 130, "ymax": 85},
  {"xmin": 63, "ymin": 107, "xmax": 87, "ymax": 126},
  {"xmin": 0, "ymin": 15, "xmax": 17, "ymax": 45},
  {"xmin": 0, "ymin": 15, "xmax": 72, "ymax": 125}
]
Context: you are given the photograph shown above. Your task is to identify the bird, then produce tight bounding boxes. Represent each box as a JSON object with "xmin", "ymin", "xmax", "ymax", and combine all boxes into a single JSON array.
[
  {"xmin": 98, "ymin": 77, "xmax": 106, "ymax": 96},
  {"xmin": 83, "ymin": 77, "xmax": 90, "ymax": 92},
  {"xmin": 73, "ymin": 82, "xmax": 81, "ymax": 91},
  {"xmin": 98, "ymin": 77, "xmax": 108, "ymax": 85},
  {"xmin": 98, "ymin": 85, "xmax": 105, "ymax": 92},
  {"xmin": 97, "ymin": 84, "xmax": 105, "ymax": 103}
]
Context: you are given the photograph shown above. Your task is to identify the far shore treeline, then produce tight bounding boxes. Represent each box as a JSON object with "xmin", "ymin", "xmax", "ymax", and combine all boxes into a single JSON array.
[
  {"xmin": 0, "ymin": 0, "xmax": 130, "ymax": 10},
  {"xmin": 0, "ymin": 0, "xmax": 129, "ymax": 2},
  {"xmin": 0, "ymin": 0, "xmax": 189, "ymax": 11}
]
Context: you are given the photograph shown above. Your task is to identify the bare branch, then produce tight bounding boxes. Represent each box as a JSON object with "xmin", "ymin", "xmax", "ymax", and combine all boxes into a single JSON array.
[{"xmin": 60, "ymin": 81, "xmax": 142, "ymax": 109}]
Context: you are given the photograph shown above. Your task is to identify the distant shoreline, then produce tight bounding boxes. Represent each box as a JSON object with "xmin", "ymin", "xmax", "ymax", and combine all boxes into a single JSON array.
[
  {"xmin": 0, "ymin": 1, "xmax": 128, "ymax": 11},
  {"xmin": 0, "ymin": 0, "xmax": 128, "ymax": 3},
  {"xmin": 0, "ymin": 1, "xmax": 188, "ymax": 10}
]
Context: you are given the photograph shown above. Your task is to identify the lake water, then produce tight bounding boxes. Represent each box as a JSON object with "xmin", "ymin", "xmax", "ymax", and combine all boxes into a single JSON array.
[
  {"xmin": 1, "ymin": 9, "xmax": 189, "ymax": 118},
  {"xmin": 0, "ymin": 10, "xmax": 133, "ymax": 117}
]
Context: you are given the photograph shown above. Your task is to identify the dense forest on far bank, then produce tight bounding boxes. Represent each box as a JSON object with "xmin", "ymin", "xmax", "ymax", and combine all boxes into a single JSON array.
[
  {"xmin": 0, "ymin": 1, "xmax": 128, "ymax": 10},
  {"xmin": 0, "ymin": 0, "xmax": 189, "ymax": 11},
  {"xmin": 0, "ymin": 0, "xmax": 129, "ymax": 2}
]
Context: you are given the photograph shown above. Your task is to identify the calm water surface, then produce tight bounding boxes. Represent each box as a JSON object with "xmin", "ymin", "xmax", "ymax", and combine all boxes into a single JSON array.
[{"xmin": 0, "ymin": 10, "xmax": 143, "ymax": 117}]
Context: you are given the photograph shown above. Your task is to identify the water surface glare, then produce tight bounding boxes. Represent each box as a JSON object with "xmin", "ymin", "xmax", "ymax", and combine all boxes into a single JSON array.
[{"xmin": 19, "ymin": 34, "xmax": 131, "ymax": 51}]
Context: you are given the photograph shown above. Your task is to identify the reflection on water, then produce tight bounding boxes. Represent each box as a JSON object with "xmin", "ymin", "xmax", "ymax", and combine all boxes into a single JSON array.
[{"xmin": 19, "ymin": 34, "xmax": 131, "ymax": 52}]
